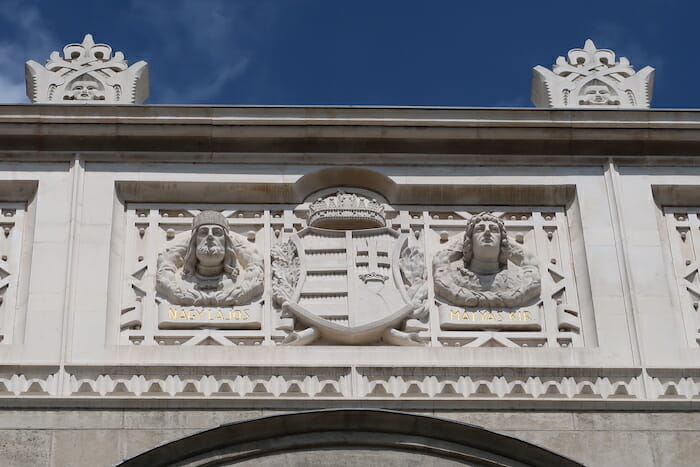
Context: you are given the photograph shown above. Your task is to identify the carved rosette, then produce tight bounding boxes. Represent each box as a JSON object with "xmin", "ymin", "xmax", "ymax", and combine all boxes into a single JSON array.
[
  {"xmin": 531, "ymin": 39, "xmax": 654, "ymax": 108},
  {"xmin": 25, "ymin": 34, "xmax": 149, "ymax": 104}
]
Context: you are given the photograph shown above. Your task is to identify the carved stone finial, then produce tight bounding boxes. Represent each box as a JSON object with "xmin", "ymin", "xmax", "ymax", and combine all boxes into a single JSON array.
[
  {"xmin": 531, "ymin": 39, "xmax": 654, "ymax": 108},
  {"xmin": 25, "ymin": 34, "xmax": 149, "ymax": 104}
]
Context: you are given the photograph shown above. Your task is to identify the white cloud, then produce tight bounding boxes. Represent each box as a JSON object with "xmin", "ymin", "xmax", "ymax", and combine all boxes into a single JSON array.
[
  {"xmin": 131, "ymin": 0, "xmax": 275, "ymax": 103},
  {"xmin": 0, "ymin": 1, "xmax": 57, "ymax": 103},
  {"xmin": 588, "ymin": 21, "xmax": 665, "ymax": 72}
]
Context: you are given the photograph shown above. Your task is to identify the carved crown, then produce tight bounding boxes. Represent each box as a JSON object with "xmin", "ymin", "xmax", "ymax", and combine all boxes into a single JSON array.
[
  {"xmin": 531, "ymin": 39, "xmax": 654, "ymax": 108},
  {"xmin": 308, "ymin": 191, "xmax": 386, "ymax": 230},
  {"xmin": 25, "ymin": 34, "xmax": 149, "ymax": 104}
]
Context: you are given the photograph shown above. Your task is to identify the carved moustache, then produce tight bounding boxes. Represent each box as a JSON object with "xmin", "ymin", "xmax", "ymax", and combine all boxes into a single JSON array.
[{"xmin": 196, "ymin": 243, "xmax": 225, "ymax": 257}]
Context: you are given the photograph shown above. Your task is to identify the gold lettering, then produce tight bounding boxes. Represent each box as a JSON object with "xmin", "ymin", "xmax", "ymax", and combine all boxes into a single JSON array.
[
  {"xmin": 508, "ymin": 312, "xmax": 517, "ymax": 321},
  {"xmin": 215, "ymin": 311, "xmax": 225, "ymax": 320},
  {"xmin": 168, "ymin": 309, "xmax": 178, "ymax": 320},
  {"xmin": 187, "ymin": 311, "xmax": 196, "ymax": 320},
  {"xmin": 450, "ymin": 311, "xmax": 461, "ymax": 321},
  {"xmin": 523, "ymin": 311, "xmax": 533, "ymax": 321},
  {"xmin": 178, "ymin": 310, "xmax": 187, "ymax": 320},
  {"xmin": 495, "ymin": 312, "xmax": 503, "ymax": 321},
  {"xmin": 243, "ymin": 310, "xmax": 250, "ymax": 320},
  {"xmin": 479, "ymin": 311, "xmax": 489, "ymax": 321}
]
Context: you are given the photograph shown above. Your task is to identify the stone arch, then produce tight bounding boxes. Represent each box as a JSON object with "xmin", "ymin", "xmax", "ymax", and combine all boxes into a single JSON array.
[
  {"xmin": 294, "ymin": 167, "xmax": 398, "ymax": 202},
  {"xmin": 118, "ymin": 409, "xmax": 582, "ymax": 466}
]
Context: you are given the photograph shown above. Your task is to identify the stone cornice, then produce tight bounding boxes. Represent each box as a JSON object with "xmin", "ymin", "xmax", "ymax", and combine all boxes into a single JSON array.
[{"xmin": 0, "ymin": 105, "xmax": 699, "ymax": 162}]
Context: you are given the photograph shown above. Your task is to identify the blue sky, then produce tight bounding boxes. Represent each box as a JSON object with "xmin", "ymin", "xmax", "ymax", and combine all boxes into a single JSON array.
[{"xmin": 0, "ymin": 0, "xmax": 696, "ymax": 107}]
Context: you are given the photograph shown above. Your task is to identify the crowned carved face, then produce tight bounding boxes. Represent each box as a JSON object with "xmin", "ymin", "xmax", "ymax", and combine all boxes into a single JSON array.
[
  {"xmin": 582, "ymin": 84, "xmax": 614, "ymax": 105},
  {"xmin": 471, "ymin": 219, "xmax": 501, "ymax": 261},
  {"xmin": 69, "ymin": 80, "xmax": 103, "ymax": 101},
  {"xmin": 195, "ymin": 224, "xmax": 226, "ymax": 270}
]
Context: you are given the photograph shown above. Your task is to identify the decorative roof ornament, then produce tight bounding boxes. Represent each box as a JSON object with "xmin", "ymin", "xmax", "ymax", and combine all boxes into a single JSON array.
[
  {"xmin": 25, "ymin": 34, "xmax": 148, "ymax": 104},
  {"xmin": 531, "ymin": 39, "xmax": 654, "ymax": 109},
  {"xmin": 308, "ymin": 191, "xmax": 386, "ymax": 230}
]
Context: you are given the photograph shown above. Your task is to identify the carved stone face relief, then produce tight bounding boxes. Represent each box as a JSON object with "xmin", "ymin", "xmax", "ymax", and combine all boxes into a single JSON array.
[
  {"xmin": 155, "ymin": 210, "xmax": 264, "ymax": 328},
  {"xmin": 582, "ymin": 85, "xmax": 611, "ymax": 104},
  {"xmin": 434, "ymin": 213, "xmax": 541, "ymax": 309},
  {"xmin": 68, "ymin": 79, "xmax": 104, "ymax": 101},
  {"xmin": 470, "ymin": 219, "xmax": 502, "ymax": 271},
  {"xmin": 579, "ymin": 82, "xmax": 619, "ymax": 106},
  {"xmin": 194, "ymin": 224, "xmax": 227, "ymax": 272}
]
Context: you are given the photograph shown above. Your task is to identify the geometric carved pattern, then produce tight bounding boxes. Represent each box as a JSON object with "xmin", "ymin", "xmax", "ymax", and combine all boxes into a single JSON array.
[
  {"xmin": 664, "ymin": 208, "xmax": 700, "ymax": 346},
  {"xmin": 0, "ymin": 204, "xmax": 25, "ymax": 345},
  {"xmin": 67, "ymin": 367, "xmax": 350, "ymax": 398},
  {"xmin": 359, "ymin": 368, "xmax": 642, "ymax": 399},
  {"xmin": 650, "ymin": 374, "xmax": 700, "ymax": 399},
  {"xmin": 119, "ymin": 203, "xmax": 586, "ymax": 348},
  {"xmin": 0, "ymin": 366, "xmax": 654, "ymax": 400},
  {"xmin": 2, "ymin": 367, "xmax": 700, "ymax": 401}
]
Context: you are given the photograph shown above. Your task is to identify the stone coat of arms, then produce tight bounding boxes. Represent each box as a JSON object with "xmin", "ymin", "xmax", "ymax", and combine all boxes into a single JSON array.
[{"xmin": 272, "ymin": 192, "xmax": 427, "ymax": 345}]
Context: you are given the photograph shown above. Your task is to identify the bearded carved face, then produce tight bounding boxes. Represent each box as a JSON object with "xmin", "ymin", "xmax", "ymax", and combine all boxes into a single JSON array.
[
  {"xmin": 69, "ymin": 80, "xmax": 103, "ymax": 101},
  {"xmin": 471, "ymin": 219, "xmax": 501, "ymax": 261},
  {"xmin": 195, "ymin": 224, "xmax": 226, "ymax": 270}
]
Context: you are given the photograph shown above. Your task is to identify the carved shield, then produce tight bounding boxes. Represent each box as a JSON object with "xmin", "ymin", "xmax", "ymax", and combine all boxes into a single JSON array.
[{"xmin": 284, "ymin": 227, "xmax": 414, "ymax": 344}]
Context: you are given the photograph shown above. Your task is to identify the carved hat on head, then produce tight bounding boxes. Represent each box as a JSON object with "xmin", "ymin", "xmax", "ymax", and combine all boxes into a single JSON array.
[
  {"xmin": 183, "ymin": 210, "xmax": 237, "ymax": 279},
  {"xmin": 191, "ymin": 210, "xmax": 229, "ymax": 232}
]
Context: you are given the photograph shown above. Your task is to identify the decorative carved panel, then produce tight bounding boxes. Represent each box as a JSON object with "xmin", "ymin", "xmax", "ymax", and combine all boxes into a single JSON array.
[
  {"xmin": 663, "ymin": 207, "xmax": 700, "ymax": 346},
  {"xmin": 120, "ymin": 204, "xmax": 272, "ymax": 346},
  {"xmin": 119, "ymin": 202, "xmax": 586, "ymax": 348},
  {"xmin": 0, "ymin": 203, "xmax": 26, "ymax": 345},
  {"xmin": 420, "ymin": 207, "xmax": 583, "ymax": 348}
]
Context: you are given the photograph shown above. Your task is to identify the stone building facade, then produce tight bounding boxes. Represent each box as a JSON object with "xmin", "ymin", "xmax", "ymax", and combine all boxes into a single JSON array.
[{"xmin": 0, "ymin": 37, "xmax": 697, "ymax": 466}]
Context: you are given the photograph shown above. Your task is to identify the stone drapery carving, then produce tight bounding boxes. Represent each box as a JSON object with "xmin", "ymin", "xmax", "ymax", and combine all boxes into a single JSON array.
[
  {"xmin": 531, "ymin": 39, "xmax": 654, "ymax": 108},
  {"xmin": 156, "ymin": 211, "xmax": 263, "ymax": 307},
  {"xmin": 25, "ymin": 34, "xmax": 148, "ymax": 104},
  {"xmin": 271, "ymin": 191, "xmax": 427, "ymax": 346},
  {"xmin": 433, "ymin": 213, "xmax": 540, "ymax": 308}
]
